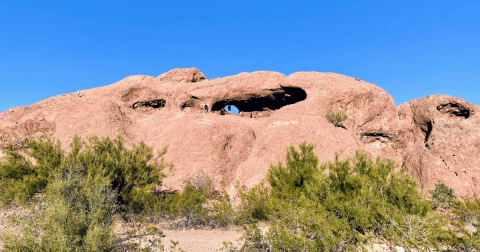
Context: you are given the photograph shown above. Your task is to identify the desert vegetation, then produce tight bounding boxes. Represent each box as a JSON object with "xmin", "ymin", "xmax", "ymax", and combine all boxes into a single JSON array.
[
  {"xmin": 0, "ymin": 135, "xmax": 479, "ymax": 251},
  {"xmin": 325, "ymin": 109, "xmax": 348, "ymax": 128}
]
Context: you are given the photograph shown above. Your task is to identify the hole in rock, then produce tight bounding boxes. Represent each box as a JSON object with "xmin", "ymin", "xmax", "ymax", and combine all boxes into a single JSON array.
[
  {"xmin": 224, "ymin": 105, "xmax": 239, "ymax": 114},
  {"xmin": 133, "ymin": 99, "xmax": 166, "ymax": 110},
  {"xmin": 437, "ymin": 103, "xmax": 470, "ymax": 119},
  {"xmin": 211, "ymin": 87, "xmax": 307, "ymax": 115}
]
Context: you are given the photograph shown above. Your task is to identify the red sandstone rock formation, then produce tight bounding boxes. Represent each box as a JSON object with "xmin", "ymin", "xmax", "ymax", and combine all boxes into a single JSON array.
[
  {"xmin": 156, "ymin": 68, "xmax": 206, "ymax": 83},
  {"xmin": 0, "ymin": 68, "xmax": 478, "ymax": 196}
]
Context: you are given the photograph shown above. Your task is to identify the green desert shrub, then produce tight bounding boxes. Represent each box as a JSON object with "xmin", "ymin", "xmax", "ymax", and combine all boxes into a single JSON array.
[
  {"xmin": 268, "ymin": 142, "xmax": 319, "ymax": 201},
  {"xmin": 431, "ymin": 182, "xmax": 455, "ymax": 210},
  {"xmin": 234, "ymin": 182, "xmax": 274, "ymax": 224},
  {"xmin": 211, "ymin": 191, "xmax": 236, "ymax": 229},
  {"xmin": 67, "ymin": 135, "xmax": 170, "ymax": 213},
  {"xmin": 234, "ymin": 142, "xmax": 445, "ymax": 251},
  {"xmin": 0, "ymin": 134, "xmax": 171, "ymax": 213},
  {"xmin": 0, "ymin": 136, "xmax": 64, "ymax": 205},
  {"xmin": 160, "ymin": 171, "xmax": 216, "ymax": 228},
  {"xmin": 325, "ymin": 109, "xmax": 348, "ymax": 127},
  {"xmin": 447, "ymin": 197, "xmax": 480, "ymax": 250},
  {"xmin": 240, "ymin": 206, "xmax": 358, "ymax": 251},
  {"xmin": 2, "ymin": 164, "xmax": 118, "ymax": 251}
]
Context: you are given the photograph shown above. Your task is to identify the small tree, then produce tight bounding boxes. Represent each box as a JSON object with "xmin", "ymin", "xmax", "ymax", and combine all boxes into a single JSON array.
[{"xmin": 325, "ymin": 109, "xmax": 348, "ymax": 127}]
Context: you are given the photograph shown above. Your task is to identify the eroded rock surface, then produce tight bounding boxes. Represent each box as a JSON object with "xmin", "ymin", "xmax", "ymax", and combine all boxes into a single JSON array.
[
  {"xmin": 400, "ymin": 96, "xmax": 480, "ymax": 196},
  {"xmin": 156, "ymin": 68, "xmax": 206, "ymax": 83},
  {"xmin": 0, "ymin": 69, "xmax": 478, "ymax": 196}
]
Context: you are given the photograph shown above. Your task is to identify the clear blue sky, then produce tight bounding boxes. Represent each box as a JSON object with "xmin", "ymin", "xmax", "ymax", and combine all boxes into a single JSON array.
[{"xmin": 1, "ymin": 0, "xmax": 479, "ymax": 113}]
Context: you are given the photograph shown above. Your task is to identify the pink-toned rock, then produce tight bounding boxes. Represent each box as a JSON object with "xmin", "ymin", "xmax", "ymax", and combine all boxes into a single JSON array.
[
  {"xmin": 0, "ymin": 68, "xmax": 478, "ymax": 197},
  {"xmin": 401, "ymin": 95, "xmax": 480, "ymax": 197},
  {"xmin": 156, "ymin": 68, "xmax": 206, "ymax": 83}
]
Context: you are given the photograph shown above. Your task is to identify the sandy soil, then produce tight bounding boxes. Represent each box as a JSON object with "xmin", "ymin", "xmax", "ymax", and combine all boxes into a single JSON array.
[
  {"xmin": 0, "ymin": 206, "xmax": 243, "ymax": 252},
  {"xmin": 161, "ymin": 229, "xmax": 242, "ymax": 251}
]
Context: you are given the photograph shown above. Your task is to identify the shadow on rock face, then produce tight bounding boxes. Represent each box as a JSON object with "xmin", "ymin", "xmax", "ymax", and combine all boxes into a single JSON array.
[
  {"xmin": 437, "ymin": 103, "xmax": 470, "ymax": 119},
  {"xmin": 132, "ymin": 99, "xmax": 166, "ymax": 110},
  {"xmin": 211, "ymin": 87, "xmax": 307, "ymax": 113},
  {"xmin": 360, "ymin": 132, "xmax": 393, "ymax": 148},
  {"xmin": 181, "ymin": 96, "xmax": 200, "ymax": 111},
  {"xmin": 421, "ymin": 121, "xmax": 433, "ymax": 148}
]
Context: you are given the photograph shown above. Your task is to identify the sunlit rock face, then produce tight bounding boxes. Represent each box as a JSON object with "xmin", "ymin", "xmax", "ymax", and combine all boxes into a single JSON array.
[{"xmin": 0, "ymin": 68, "xmax": 478, "ymax": 196}]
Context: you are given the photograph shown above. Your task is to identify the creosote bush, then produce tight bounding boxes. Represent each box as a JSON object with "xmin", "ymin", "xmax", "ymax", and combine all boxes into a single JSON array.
[{"xmin": 325, "ymin": 109, "xmax": 348, "ymax": 127}]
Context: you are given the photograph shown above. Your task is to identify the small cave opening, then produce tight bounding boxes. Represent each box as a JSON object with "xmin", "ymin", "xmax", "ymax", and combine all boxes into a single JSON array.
[
  {"xmin": 132, "ymin": 99, "xmax": 166, "ymax": 110},
  {"xmin": 437, "ymin": 103, "xmax": 470, "ymax": 119},
  {"xmin": 211, "ymin": 87, "xmax": 307, "ymax": 116}
]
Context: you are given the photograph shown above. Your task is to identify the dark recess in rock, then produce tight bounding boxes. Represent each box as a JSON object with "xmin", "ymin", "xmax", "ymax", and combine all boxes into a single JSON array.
[
  {"xmin": 211, "ymin": 87, "xmax": 307, "ymax": 113},
  {"xmin": 361, "ymin": 132, "xmax": 393, "ymax": 144},
  {"xmin": 421, "ymin": 121, "xmax": 433, "ymax": 148},
  {"xmin": 181, "ymin": 96, "xmax": 199, "ymax": 111},
  {"xmin": 437, "ymin": 103, "xmax": 470, "ymax": 119},
  {"xmin": 133, "ymin": 99, "xmax": 166, "ymax": 110}
]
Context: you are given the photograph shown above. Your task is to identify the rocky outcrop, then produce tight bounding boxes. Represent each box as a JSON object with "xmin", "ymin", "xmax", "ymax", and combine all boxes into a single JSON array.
[
  {"xmin": 156, "ymin": 68, "xmax": 206, "ymax": 83},
  {"xmin": 0, "ymin": 68, "xmax": 478, "ymax": 196},
  {"xmin": 400, "ymin": 96, "xmax": 479, "ymax": 196}
]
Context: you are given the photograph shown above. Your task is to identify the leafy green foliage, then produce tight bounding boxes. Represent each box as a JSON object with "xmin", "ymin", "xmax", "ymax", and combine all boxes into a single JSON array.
[
  {"xmin": 325, "ymin": 109, "xmax": 348, "ymax": 127},
  {"xmin": 448, "ymin": 197, "xmax": 480, "ymax": 250},
  {"xmin": 210, "ymin": 181, "xmax": 236, "ymax": 229},
  {"xmin": 431, "ymin": 183, "xmax": 455, "ymax": 210},
  {"xmin": 68, "ymin": 135, "xmax": 170, "ymax": 213},
  {"xmin": 234, "ymin": 182, "xmax": 274, "ymax": 224},
  {"xmin": 235, "ymin": 142, "xmax": 444, "ymax": 251},
  {"xmin": 4, "ymin": 135, "xmax": 479, "ymax": 250},
  {"xmin": 211, "ymin": 191, "xmax": 236, "ymax": 229},
  {"xmin": 2, "ymin": 164, "xmax": 117, "ymax": 251},
  {"xmin": 0, "ymin": 134, "xmax": 171, "ymax": 213},
  {"xmin": 159, "ymin": 171, "xmax": 216, "ymax": 228},
  {"xmin": 268, "ymin": 142, "xmax": 319, "ymax": 200},
  {"xmin": 0, "ymin": 136, "xmax": 64, "ymax": 205}
]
